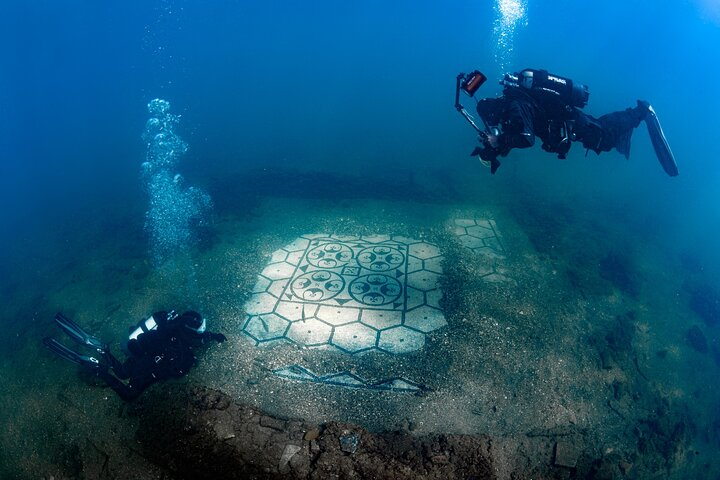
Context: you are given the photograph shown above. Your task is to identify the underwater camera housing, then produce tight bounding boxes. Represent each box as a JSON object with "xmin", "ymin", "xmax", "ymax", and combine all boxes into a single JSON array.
[
  {"xmin": 455, "ymin": 69, "xmax": 502, "ymax": 173},
  {"xmin": 455, "ymin": 70, "xmax": 488, "ymax": 135},
  {"xmin": 460, "ymin": 70, "xmax": 487, "ymax": 97}
]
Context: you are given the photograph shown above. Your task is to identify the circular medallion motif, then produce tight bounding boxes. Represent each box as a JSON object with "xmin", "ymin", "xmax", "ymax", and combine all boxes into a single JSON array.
[
  {"xmin": 291, "ymin": 270, "xmax": 345, "ymax": 301},
  {"xmin": 356, "ymin": 246, "xmax": 405, "ymax": 272},
  {"xmin": 349, "ymin": 274, "xmax": 403, "ymax": 306},
  {"xmin": 306, "ymin": 243, "xmax": 354, "ymax": 269}
]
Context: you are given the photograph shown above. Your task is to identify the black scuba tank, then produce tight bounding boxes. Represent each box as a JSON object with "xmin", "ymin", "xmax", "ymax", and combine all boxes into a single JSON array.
[{"xmin": 501, "ymin": 68, "xmax": 589, "ymax": 109}]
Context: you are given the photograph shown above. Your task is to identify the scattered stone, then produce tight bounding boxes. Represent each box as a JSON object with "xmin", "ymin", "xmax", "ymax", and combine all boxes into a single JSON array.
[
  {"xmin": 554, "ymin": 441, "xmax": 580, "ymax": 468},
  {"xmin": 611, "ymin": 380, "xmax": 628, "ymax": 400},
  {"xmin": 687, "ymin": 325, "xmax": 708, "ymax": 353},
  {"xmin": 260, "ymin": 415, "xmax": 286, "ymax": 431},
  {"xmin": 339, "ymin": 430, "xmax": 360, "ymax": 454},
  {"xmin": 599, "ymin": 349, "xmax": 615, "ymax": 370},
  {"xmin": 200, "ymin": 390, "xmax": 231, "ymax": 410},
  {"xmin": 619, "ymin": 460, "xmax": 633, "ymax": 474},
  {"xmin": 430, "ymin": 454, "xmax": 449, "ymax": 464},
  {"xmin": 304, "ymin": 428, "xmax": 320, "ymax": 441},
  {"xmin": 212, "ymin": 419, "xmax": 235, "ymax": 441},
  {"xmin": 278, "ymin": 444, "xmax": 302, "ymax": 472}
]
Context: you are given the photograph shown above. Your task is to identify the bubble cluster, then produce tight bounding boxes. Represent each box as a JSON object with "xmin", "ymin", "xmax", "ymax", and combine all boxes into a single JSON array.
[
  {"xmin": 142, "ymin": 99, "xmax": 212, "ymax": 266},
  {"xmin": 493, "ymin": 0, "xmax": 528, "ymax": 73}
]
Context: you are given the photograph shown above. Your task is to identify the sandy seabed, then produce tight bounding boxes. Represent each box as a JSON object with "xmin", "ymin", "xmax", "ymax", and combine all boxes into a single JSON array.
[{"xmin": 1, "ymin": 193, "xmax": 718, "ymax": 479}]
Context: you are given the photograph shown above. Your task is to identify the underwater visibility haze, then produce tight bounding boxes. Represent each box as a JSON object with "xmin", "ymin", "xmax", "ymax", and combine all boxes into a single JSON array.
[{"xmin": 2, "ymin": 0, "xmax": 720, "ymax": 478}]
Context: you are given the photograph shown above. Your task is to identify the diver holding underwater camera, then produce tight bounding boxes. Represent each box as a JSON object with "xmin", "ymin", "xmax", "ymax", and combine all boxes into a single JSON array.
[{"xmin": 454, "ymin": 68, "xmax": 678, "ymax": 176}]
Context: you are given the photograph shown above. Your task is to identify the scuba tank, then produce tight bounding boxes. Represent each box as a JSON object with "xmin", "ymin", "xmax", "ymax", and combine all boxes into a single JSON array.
[
  {"xmin": 128, "ymin": 310, "xmax": 178, "ymax": 340},
  {"xmin": 501, "ymin": 68, "xmax": 589, "ymax": 110},
  {"xmin": 121, "ymin": 310, "xmax": 178, "ymax": 354}
]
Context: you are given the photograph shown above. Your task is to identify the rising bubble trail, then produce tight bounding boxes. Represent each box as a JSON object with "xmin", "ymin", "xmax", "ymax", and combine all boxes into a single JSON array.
[
  {"xmin": 141, "ymin": 99, "xmax": 212, "ymax": 266},
  {"xmin": 493, "ymin": 0, "xmax": 528, "ymax": 72}
]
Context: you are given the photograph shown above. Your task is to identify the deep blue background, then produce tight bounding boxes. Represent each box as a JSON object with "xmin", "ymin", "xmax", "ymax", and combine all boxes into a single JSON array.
[{"xmin": 2, "ymin": 0, "xmax": 720, "ymax": 276}]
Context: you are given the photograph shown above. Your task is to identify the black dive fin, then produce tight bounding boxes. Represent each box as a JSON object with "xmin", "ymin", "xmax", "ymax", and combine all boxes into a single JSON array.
[
  {"xmin": 43, "ymin": 337, "xmax": 101, "ymax": 368},
  {"xmin": 54, "ymin": 312, "xmax": 108, "ymax": 354},
  {"xmin": 644, "ymin": 105, "xmax": 679, "ymax": 177}
]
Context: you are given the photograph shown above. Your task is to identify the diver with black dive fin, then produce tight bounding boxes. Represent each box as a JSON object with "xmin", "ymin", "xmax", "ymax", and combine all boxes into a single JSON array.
[
  {"xmin": 455, "ymin": 68, "xmax": 679, "ymax": 176},
  {"xmin": 44, "ymin": 310, "xmax": 226, "ymax": 401}
]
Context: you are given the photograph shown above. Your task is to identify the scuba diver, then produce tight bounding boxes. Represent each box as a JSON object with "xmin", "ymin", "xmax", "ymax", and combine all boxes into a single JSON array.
[
  {"xmin": 43, "ymin": 310, "xmax": 226, "ymax": 401},
  {"xmin": 454, "ymin": 68, "xmax": 679, "ymax": 176}
]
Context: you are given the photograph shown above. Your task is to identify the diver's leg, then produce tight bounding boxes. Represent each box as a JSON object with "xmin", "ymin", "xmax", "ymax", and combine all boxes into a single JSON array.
[
  {"xmin": 96, "ymin": 369, "xmax": 141, "ymax": 401},
  {"xmin": 101, "ymin": 350, "xmax": 129, "ymax": 377},
  {"xmin": 123, "ymin": 373, "xmax": 156, "ymax": 401},
  {"xmin": 594, "ymin": 104, "xmax": 647, "ymax": 158}
]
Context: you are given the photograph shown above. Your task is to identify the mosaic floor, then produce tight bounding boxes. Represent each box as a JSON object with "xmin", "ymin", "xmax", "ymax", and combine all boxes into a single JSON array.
[
  {"xmin": 452, "ymin": 218, "xmax": 505, "ymax": 257},
  {"xmin": 452, "ymin": 218, "xmax": 514, "ymax": 284},
  {"xmin": 242, "ymin": 221, "xmax": 514, "ymax": 390},
  {"xmin": 242, "ymin": 234, "xmax": 446, "ymax": 355}
]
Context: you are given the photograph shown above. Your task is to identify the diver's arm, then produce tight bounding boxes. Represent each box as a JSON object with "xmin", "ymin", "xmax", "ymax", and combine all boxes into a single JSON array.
[{"xmin": 495, "ymin": 99, "xmax": 536, "ymax": 155}]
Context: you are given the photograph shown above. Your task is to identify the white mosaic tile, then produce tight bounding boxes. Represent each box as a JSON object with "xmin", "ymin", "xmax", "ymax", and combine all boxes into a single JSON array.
[
  {"xmin": 451, "ymin": 218, "xmax": 515, "ymax": 284},
  {"xmin": 332, "ymin": 323, "xmax": 378, "ymax": 353},
  {"xmin": 251, "ymin": 276, "xmax": 271, "ymax": 294},
  {"xmin": 287, "ymin": 318, "xmax": 333, "ymax": 346},
  {"xmin": 405, "ymin": 306, "xmax": 448, "ymax": 333},
  {"xmin": 378, "ymin": 326, "xmax": 425, "ymax": 354},
  {"xmin": 261, "ymin": 262, "xmax": 296, "ymax": 280},
  {"xmin": 453, "ymin": 218, "xmax": 506, "ymax": 257},
  {"xmin": 270, "ymin": 250, "xmax": 288, "ymax": 263},
  {"xmin": 360, "ymin": 310, "xmax": 403, "ymax": 330},
  {"xmin": 242, "ymin": 234, "xmax": 447, "ymax": 354},
  {"xmin": 243, "ymin": 313, "xmax": 290, "ymax": 342}
]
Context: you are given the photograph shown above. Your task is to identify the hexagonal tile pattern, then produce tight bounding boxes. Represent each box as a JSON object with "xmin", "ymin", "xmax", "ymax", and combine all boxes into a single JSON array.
[
  {"xmin": 452, "ymin": 218, "xmax": 505, "ymax": 258},
  {"xmin": 287, "ymin": 319, "xmax": 332, "ymax": 346},
  {"xmin": 404, "ymin": 306, "xmax": 448, "ymax": 333},
  {"xmin": 407, "ymin": 271, "xmax": 441, "ymax": 291},
  {"xmin": 378, "ymin": 326, "xmax": 425, "ymax": 354},
  {"xmin": 331, "ymin": 323, "xmax": 378, "ymax": 353},
  {"xmin": 451, "ymin": 218, "xmax": 515, "ymax": 284},
  {"xmin": 242, "ymin": 234, "xmax": 447, "ymax": 354},
  {"xmin": 360, "ymin": 310, "xmax": 403, "ymax": 329},
  {"xmin": 251, "ymin": 275, "xmax": 271, "ymax": 294},
  {"xmin": 316, "ymin": 306, "xmax": 359, "ymax": 326},
  {"xmin": 409, "ymin": 243, "xmax": 441, "ymax": 260},
  {"xmin": 245, "ymin": 293, "xmax": 277, "ymax": 315},
  {"xmin": 261, "ymin": 262, "xmax": 296, "ymax": 280},
  {"xmin": 244, "ymin": 314, "xmax": 290, "ymax": 342}
]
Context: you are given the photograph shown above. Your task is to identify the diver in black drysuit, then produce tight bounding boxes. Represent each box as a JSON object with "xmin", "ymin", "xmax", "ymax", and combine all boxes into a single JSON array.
[
  {"xmin": 44, "ymin": 310, "xmax": 226, "ymax": 401},
  {"xmin": 458, "ymin": 68, "xmax": 678, "ymax": 176}
]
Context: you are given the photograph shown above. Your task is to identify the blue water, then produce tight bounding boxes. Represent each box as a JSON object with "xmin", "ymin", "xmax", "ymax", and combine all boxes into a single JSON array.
[
  {"xmin": 2, "ymin": 0, "xmax": 720, "ymax": 476},
  {"xmin": 3, "ymin": 1, "xmax": 719, "ymax": 261}
]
